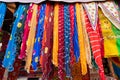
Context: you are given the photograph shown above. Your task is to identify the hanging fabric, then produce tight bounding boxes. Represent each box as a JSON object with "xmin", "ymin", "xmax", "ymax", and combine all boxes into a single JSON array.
[
  {"xmin": 99, "ymin": 0, "xmax": 120, "ymax": 30},
  {"xmin": 73, "ymin": 5, "xmax": 80, "ymax": 63},
  {"xmin": 32, "ymin": 3, "xmax": 46, "ymax": 71},
  {"xmin": 83, "ymin": 2, "xmax": 98, "ymax": 30},
  {"xmin": 84, "ymin": 8, "xmax": 105, "ymax": 80},
  {"xmin": 0, "ymin": 3, "xmax": 6, "ymax": 29},
  {"xmin": 98, "ymin": 9, "xmax": 120, "ymax": 58},
  {"xmin": 58, "ymin": 3, "xmax": 65, "ymax": 80},
  {"xmin": 2, "ymin": 5, "xmax": 27, "ymax": 72},
  {"xmin": 25, "ymin": 4, "xmax": 38, "ymax": 73},
  {"xmin": 52, "ymin": 3, "xmax": 59, "ymax": 67},
  {"xmin": 64, "ymin": 3, "xmax": 71, "ymax": 78},
  {"xmin": 69, "ymin": 4, "xmax": 75, "ymax": 66},
  {"xmin": 81, "ymin": 5, "xmax": 93, "ymax": 69},
  {"xmin": 15, "ymin": 4, "xmax": 29, "ymax": 55},
  {"xmin": 75, "ymin": 3, "xmax": 87, "ymax": 75},
  {"xmin": 41, "ymin": 3, "xmax": 54, "ymax": 80},
  {"xmin": 19, "ymin": 4, "xmax": 34, "ymax": 59}
]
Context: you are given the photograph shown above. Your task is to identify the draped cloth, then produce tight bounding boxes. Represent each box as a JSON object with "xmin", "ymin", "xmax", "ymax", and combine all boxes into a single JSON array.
[
  {"xmin": 84, "ymin": 8, "xmax": 105, "ymax": 80},
  {"xmin": 69, "ymin": 4, "xmax": 75, "ymax": 66},
  {"xmin": 52, "ymin": 3, "xmax": 59, "ymax": 67},
  {"xmin": 75, "ymin": 3, "xmax": 87, "ymax": 75},
  {"xmin": 32, "ymin": 3, "xmax": 46, "ymax": 71},
  {"xmin": 98, "ymin": 9, "xmax": 120, "ymax": 58},
  {"xmin": 25, "ymin": 4, "xmax": 38, "ymax": 73},
  {"xmin": 41, "ymin": 3, "xmax": 54, "ymax": 80},
  {"xmin": 2, "ymin": 5, "xmax": 26, "ymax": 72},
  {"xmin": 19, "ymin": 4, "xmax": 33, "ymax": 59},
  {"xmin": 58, "ymin": 3, "xmax": 65, "ymax": 80}
]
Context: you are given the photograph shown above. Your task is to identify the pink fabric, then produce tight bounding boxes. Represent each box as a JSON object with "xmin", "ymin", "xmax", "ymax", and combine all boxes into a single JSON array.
[{"xmin": 19, "ymin": 4, "xmax": 33, "ymax": 59}]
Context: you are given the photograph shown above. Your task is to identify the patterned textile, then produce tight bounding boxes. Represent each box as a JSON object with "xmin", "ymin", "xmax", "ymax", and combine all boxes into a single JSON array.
[
  {"xmin": 83, "ymin": 2, "xmax": 98, "ymax": 30},
  {"xmin": 2, "ymin": 5, "xmax": 26, "ymax": 72},
  {"xmin": 98, "ymin": 9, "xmax": 120, "ymax": 58},
  {"xmin": 41, "ymin": 3, "xmax": 54, "ymax": 80},
  {"xmin": 25, "ymin": 4, "xmax": 38, "ymax": 73},
  {"xmin": 69, "ymin": 4, "xmax": 75, "ymax": 65},
  {"xmin": 19, "ymin": 4, "xmax": 34, "ymax": 59},
  {"xmin": 15, "ymin": 4, "xmax": 29, "ymax": 55},
  {"xmin": 99, "ymin": 1, "xmax": 120, "ymax": 30},
  {"xmin": 32, "ymin": 3, "xmax": 46, "ymax": 71},
  {"xmin": 64, "ymin": 4, "xmax": 71, "ymax": 77},
  {"xmin": 84, "ymin": 8, "xmax": 105, "ymax": 80},
  {"xmin": 58, "ymin": 3, "xmax": 65, "ymax": 80}
]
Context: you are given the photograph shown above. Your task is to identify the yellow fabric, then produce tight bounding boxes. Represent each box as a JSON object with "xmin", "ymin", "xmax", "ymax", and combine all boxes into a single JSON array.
[
  {"xmin": 98, "ymin": 9, "xmax": 119, "ymax": 58},
  {"xmin": 25, "ymin": 4, "xmax": 38, "ymax": 73},
  {"xmin": 81, "ymin": 6, "xmax": 92, "ymax": 69},
  {"xmin": 52, "ymin": 3, "xmax": 59, "ymax": 67},
  {"xmin": 75, "ymin": 3, "xmax": 87, "ymax": 75}
]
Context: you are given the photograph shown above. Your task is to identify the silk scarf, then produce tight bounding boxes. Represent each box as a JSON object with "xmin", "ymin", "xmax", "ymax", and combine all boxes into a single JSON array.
[
  {"xmin": 84, "ymin": 9, "xmax": 105, "ymax": 80},
  {"xmin": 32, "ymin": 3, "xmax": 46, "ymax": 71},
  {"xmin": 2, "ymin": 5, "xmax": 26, "ymax": 72},
  {"xmin": 75, "ymin": 3, "xmax": 87, "ymax": 75},
  {"xmin": 25, "ymin": 4, "xmax": 38, "ymax": 73}
]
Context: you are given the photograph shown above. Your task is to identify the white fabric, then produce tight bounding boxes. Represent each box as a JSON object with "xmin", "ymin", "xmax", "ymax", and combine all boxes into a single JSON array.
[
  {"xmin": 99, "ymin": 1, "xmax": 120, "ymax": 30},
  {"xmin": 83, "ymin": 2, "xmax": 98, "ymax": 30}
]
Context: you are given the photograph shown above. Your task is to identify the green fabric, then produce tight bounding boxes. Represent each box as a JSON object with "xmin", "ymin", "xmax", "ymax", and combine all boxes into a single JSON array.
[{"xmin": 111, "ymin": 23, "xmax": 120, "ymax": 56}]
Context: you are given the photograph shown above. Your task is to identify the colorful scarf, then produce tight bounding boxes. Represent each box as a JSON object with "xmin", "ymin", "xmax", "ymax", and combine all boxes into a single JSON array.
[
  {"xmin": 2, "ymin": 5, "xmax": 26, "ymax": 72},
  {"xmin": 58, "ymin": 3, "xmax": 65, "ymax": 80},
  {"xmin": 32, "ymin": 3, "xmax": 46, "ymax": 71},
  {"xmin": 84, "ymin": 9, "xmax": 105, "ymax": 80},
  {"xmin": 0, "ymin": 3, "xmax": 6, "ymax": 29},
  {"xmin": 52, "ymin": 3, "xmax": 59, "ymax": 67},
  {"xmin": 41, "ymin": 3, "xmax": 54, "ymax": 80},
  {"xmin": 64, "ymin": 4, "xmax": 71, "ymax": 77},
  {"xmin": 25, "ymin": 4, "xmax": 38, "ymax": 73},
  {"xmin": 19, "ymin": 4, "xmax": 34, "ymax": 59},
  {"xmin": 75, "ymin": 3, "xmax": 87, "ymax": 75},
  {"xmin": 73, "ymin": 6, "xmax": 80, "ymax": 63}
]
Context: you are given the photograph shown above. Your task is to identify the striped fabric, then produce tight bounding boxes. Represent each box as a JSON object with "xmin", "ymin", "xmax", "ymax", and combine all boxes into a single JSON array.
[
  {"xmin": 84, "ymin": 9, "xmax": 105, "ymax": 80},
  {"xmin": 69, "ymin": 4, "xmax": 75, "ymax": 66},
  {"xmin": 58, "ymin": 3, "xmax": 65, "ymax": 80},
  {"xmin": 64, "ymin": 4, "xmax": 71, "ymax": 77}
]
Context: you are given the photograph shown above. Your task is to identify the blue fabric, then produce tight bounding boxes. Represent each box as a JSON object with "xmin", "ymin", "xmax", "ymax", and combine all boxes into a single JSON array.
[
  {"xmin": 112, "ymin": 63, "xmax": 120, "ymax": 78},
  {"xmin": 32, "ymin": 3, "xmax": 46, "ymax": 71},
  {"xmin": 2, "ymin": 5, "xmax": 27, "ymax": 72},
  {"xmin": 0, "ymin": 3, "xmax": 6, "ymax": 28},
  {"xmin": 73, "ymin": 6, "xmax": 80, "ymax": 62},
  {"xmin": 64, "ymin": 4, "xmax": 71, "ymax": 77}
]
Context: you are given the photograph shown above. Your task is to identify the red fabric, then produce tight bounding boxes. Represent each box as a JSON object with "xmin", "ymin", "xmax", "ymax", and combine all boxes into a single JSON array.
[
  {"xmin": 69, "ymin": 4, "xmax": 75, "ymax": 66},
  {"xmin": 58, "ymin": 4, "xmax": 65, "ymax": 80},
  {"xmin": 8, "ymin": 58, "xmax": 22, "ymax": 80},
  {"xmin": 84, "ymin": 10, "xmax": 105, "ymax": 80},
  {"xmin": 42, "ymin": 3, "xmax": 54, "ymax": 80}
]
